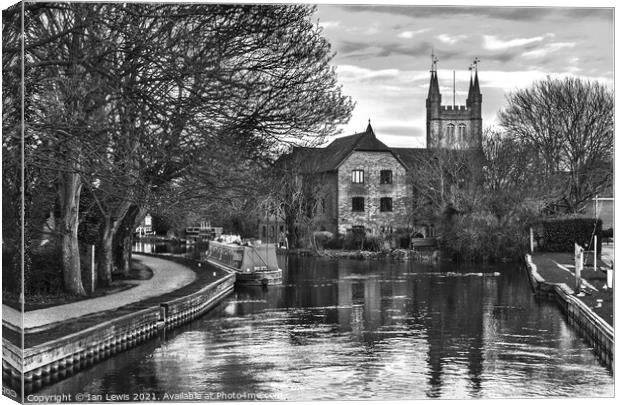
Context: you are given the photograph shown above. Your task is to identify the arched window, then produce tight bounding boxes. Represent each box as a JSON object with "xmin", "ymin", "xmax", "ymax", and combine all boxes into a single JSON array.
[
  {"xmin": 458, "ymin": 124, "xmax": 466, "ymax": 145},
  {"xmin": 446, "ymin": 124, "xmax": 455, "ymax": 145}
]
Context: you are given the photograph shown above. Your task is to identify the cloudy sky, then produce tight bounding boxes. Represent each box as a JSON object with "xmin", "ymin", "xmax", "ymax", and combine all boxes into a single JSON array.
[{"xmin": 313, "ymin": 2, "xmax": 614, "ymax": 147}]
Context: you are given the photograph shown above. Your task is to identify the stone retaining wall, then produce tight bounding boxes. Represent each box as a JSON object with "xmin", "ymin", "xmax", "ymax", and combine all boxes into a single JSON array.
[
  {"xmin": 2, "ymin": 272, "xmax": 235, "ymax": 394},
  {"xmin": 524, "ymin": 254, "xmax": 614, "ymax": 369}
]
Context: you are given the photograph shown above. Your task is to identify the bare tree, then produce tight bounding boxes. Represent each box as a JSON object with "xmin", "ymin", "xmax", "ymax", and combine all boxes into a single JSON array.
[
  {"xmin": 498, "ymin": 77, "xmax": 613, "ymax": 213},
  {"xmin": 4, "ymin": 3, "xmax": 353, "ymax": 296},
  {"xmin": 16, "ymin": 3, "xmax": 112, "ymax": 295},
  {"xmin": 261, "ymin": 149, "xmax": 333, "ymax": 250},
  {"xmin": 408, "ymin": 148, "xmax": 482, "ymax": 223},
  {"xmin": 482, "ymin": 128, "xmax": 563, "ymax": 217}
]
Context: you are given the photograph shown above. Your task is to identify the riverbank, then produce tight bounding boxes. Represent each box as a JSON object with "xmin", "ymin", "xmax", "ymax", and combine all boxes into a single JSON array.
[
  {"xmin": 529, "ymin": 251, "xmax": 614, "ymax": 325},
  {"xmin": 525, "ymin": 253, "xmax": 614, "ymax": 369},
  {"xmin": 284, "ymin": 248, "xmax": 438, "ymax": 262},
  {"xmin": 2, "ymin": 254, "xmax": 235, "ymax": 395}
]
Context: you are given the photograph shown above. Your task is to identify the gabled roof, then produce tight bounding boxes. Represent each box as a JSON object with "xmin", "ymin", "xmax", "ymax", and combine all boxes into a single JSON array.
[
  {"xmin": 391, "ymin": 148, "xmax": 433, "ymax": 170},
  {"xmin": 285, "ymin": 122, "xmax": 396, "ymax": 173},
  {"xmin": 354, "ymin": 122, "xmax": 391, "ymax": 152},
  {"xmin": 393, "ymin": 147, "xmax": 484, "ymax": 170}
]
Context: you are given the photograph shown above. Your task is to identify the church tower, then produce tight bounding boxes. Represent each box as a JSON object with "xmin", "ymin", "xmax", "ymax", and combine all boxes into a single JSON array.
[{"xmin": 426, "ymin": 55, "xmax": 482, "ymax": 150}]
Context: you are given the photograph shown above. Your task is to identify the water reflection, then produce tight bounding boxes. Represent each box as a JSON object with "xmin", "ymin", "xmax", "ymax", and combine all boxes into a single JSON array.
[
  {"xmin": 37, "ymin": 256, "xmax": 613, "ymax": 400},
  {"xmin": 133, "ymin": 240, "xmax": 206, "ymax": 259}
]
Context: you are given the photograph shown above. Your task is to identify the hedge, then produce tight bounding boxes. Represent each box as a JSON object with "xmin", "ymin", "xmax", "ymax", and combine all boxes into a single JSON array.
[{"xmin": 539, "ymin": 217, "xmax": 602, "ymax": 253}]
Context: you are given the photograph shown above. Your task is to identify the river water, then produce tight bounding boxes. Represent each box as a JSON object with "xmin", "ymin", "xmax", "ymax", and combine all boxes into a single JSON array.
[{"xmin": 36, "ymin": 254, "xmax": 613, "ymax": 400}]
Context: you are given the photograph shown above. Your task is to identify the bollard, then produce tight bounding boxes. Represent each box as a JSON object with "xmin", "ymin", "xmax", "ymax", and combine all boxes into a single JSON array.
[{"xmin": 90, "ymin": 244, "xmax": 96, "ymax": 293}]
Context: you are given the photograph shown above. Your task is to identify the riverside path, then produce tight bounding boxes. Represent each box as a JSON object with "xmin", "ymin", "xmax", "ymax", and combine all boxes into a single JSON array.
[{"xmin": 2, "ymin": 254, "xmax": 196, "ymax": 332}]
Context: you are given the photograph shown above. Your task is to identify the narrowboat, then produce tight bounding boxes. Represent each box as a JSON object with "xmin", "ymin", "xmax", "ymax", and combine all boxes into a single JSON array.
[{"xmin": 205, "ymin": 240, "xmax": 282, "ymax": 286}]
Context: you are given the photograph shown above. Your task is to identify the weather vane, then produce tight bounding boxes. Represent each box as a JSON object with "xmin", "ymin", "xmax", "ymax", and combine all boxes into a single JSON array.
[
  {"xmin": 472, "ymin": 57, "xmax": 480, "ymax": 71},
  {"xmin": 431, "ymin": 50, "xmax": 438, "ymax": 72}
]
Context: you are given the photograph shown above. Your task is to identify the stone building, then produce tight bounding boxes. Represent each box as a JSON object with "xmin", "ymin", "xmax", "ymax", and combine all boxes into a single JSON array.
[
  {"xmin": 262, "ymin": 59, "xmax": 483, "ymax": 243},
  {"xmin": 283, "ymin": 122, "xmax": 415, "ymax": 236}
]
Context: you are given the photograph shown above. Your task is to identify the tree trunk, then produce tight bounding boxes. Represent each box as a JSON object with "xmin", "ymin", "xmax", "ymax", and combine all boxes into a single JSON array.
[
  {"xmin": 97, "ymin": 218, "xmax": 114, "ymax": 287},
  {"xmin": 59, "ymin": 172, "xmax": 86, "ymax": 296},
  {"xmin": 97, "ymin": 201, "xmax": 133, "ymax": 286},
  {"xmin": 121, "ymin": 235, "xmax": 133, "ymax": 275},
  {"xmin": 114, "ymin": 205, "xmax": 143, "ymax": 276},
  {"xmin": 286, "ymin": 214, "xmax": 297, "ymax": 249}
]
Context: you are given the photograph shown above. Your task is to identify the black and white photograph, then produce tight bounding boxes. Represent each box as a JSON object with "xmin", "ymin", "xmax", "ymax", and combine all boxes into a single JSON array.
[{"xmin": 1, "ymin": 0, "xmax": 616, "ymax": 402}]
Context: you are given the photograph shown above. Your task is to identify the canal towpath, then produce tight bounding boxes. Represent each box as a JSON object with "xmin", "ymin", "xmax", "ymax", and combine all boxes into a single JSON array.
[
  {"xmin": 2, "ymin": 254, "xmax": 196, "ymax": 333},
  {"xmin": 528, "ymin": 243, "xmax": 614, "ymax": 327}
]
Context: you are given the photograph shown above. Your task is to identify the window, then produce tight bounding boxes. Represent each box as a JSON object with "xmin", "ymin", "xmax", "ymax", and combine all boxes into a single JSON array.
[
  {"xmin": 352, "ymin": 197, "xmax": 364, "ymax": 212},
  {"xmin": 380, "ymin": 170, "xmax": 392, "ymax": 184},
  {"xmin": 321, "ymin": 198, "xmax": 326, "ymax": 214},
  {"xmin": 380, "ymin": 197, "xmax": 393, "ymax": 212},
  {"xmin": 446, "ymin": 124, "xmax": 455, "ymax": 144},
  {"xmin": 458, "ymin": 124, "xmax": 466, "ymax": 144},
  {"xmin": 352, "ymin": 169, "xmax": 364, "ymax": 184}
]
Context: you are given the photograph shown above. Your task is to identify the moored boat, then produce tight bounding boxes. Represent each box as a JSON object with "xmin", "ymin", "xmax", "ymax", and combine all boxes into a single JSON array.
[{"xmin": 205, "ymin": 240, "xmax": 282, "ymax": 286}]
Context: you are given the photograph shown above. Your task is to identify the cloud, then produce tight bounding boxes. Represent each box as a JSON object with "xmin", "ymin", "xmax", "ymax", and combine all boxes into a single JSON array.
[
  {"xmin": 437, "ymin": 34, "xmax": 468, "ymax": 45},
  {"xmin": 522, "ymin": 42, "xmax": 577, "ymax": 58},
  {"xmin": 397, "ymin": 28, "xmax": 430, "ymax": 39},
  {"xmin": 477, "ymin": 70, "xmax": 612, "ymax": 91},
  {"xmin": 335, "ymin": 39, "xmax": 474, "ymax": 61},
  {"xmin": 335, "ymin": 65, "xmax": 401, "ymax": 83},
  {"xmin": 334, "ymin": 6, "xmax": 612, "ymax": 22},
  {"xmin": 338, "ymin": 41, "xmax": 374, "ymax": 55},
  {"xmin": 319, "ymin": 20, "xmax": 340, "ymax": 29},
  {"xmin": 483, "ymin": 35, "xmax": 546, "ymax": 50},
  {"xmin": 380, "ymin": 131, "xmax": 426, "ymax": 148},
  {"xmin": 316, "ymin": 4, "xmax": 612, "ymax": 148}
]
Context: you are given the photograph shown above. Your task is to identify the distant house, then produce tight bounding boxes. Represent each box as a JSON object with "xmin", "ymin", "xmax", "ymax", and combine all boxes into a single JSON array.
[
  {"xmin": 135, "ymin": 214, "xmax": 152, "ymax": 237},
  {"xmin": 261, "ymin": 58, "xmax": 484, "ymax": 243},
  {"xmin": 583, "ymin": 195, "xmax": 614, "ymax": 230},
  {"xmin": 185, "ymin": 220, "xmax": 223, "ymax": 241}
]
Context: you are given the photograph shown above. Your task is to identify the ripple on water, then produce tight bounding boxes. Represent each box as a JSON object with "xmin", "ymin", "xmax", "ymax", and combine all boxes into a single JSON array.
[{"xmin": 33, "ymin": 257, "xmax": 614, "ymax": 400}]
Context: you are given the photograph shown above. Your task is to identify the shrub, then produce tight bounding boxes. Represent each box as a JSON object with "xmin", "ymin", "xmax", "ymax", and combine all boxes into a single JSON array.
[
  {"xmin": 364, "ymin": 235, "xmax": 385, "ymax": 252},
  {"xmin": 324, "ymin": 233, "xmax": 342, "ymax": 249},
  {"xmin": 342, "ymin": 231, "xmax": 362, "ymax": 250},
  {"xmin": 2, "ymin": 246, "xmax": 20, "ymax": 293},
  {"xmin": 30, "ymin": 245, "xmax": 64, "ymax": 294},
  {"xmin": 393, "ymin": 228, "xmax": 412, "ymax": 248},
  {"xmin": 539, "ymin": 217, "xmax": 602, "ymax": 252},
  {"xmin": 340, "ymin": 230, "xmax": 387, "ymax": 252},
  {"xmin": 443, "ymin": 210, "xmax": 528, "ymax": 262},
  {"xmin": 313, "ymin": 231, "xmax": 333, "ymax": 249}
]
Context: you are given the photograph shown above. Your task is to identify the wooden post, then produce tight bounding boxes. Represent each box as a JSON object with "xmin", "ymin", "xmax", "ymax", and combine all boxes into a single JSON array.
[
  {"xmin": 594, "ymin": 195, "xmax": 598, "ymax": 218},
  {"xmin": 594, "ymin": 235, "xmax": 597, "ymax": 271},
  {"xmin": 530, "ymin": 227, "xmax": 534, "ymax": 253},
  {"xmin": 574, "ymin": 243, "xmax": 583, "ymax": 293},
  {"xmin": 91, "ymin": 244, "xmax": 96, "ymax": 293}
]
